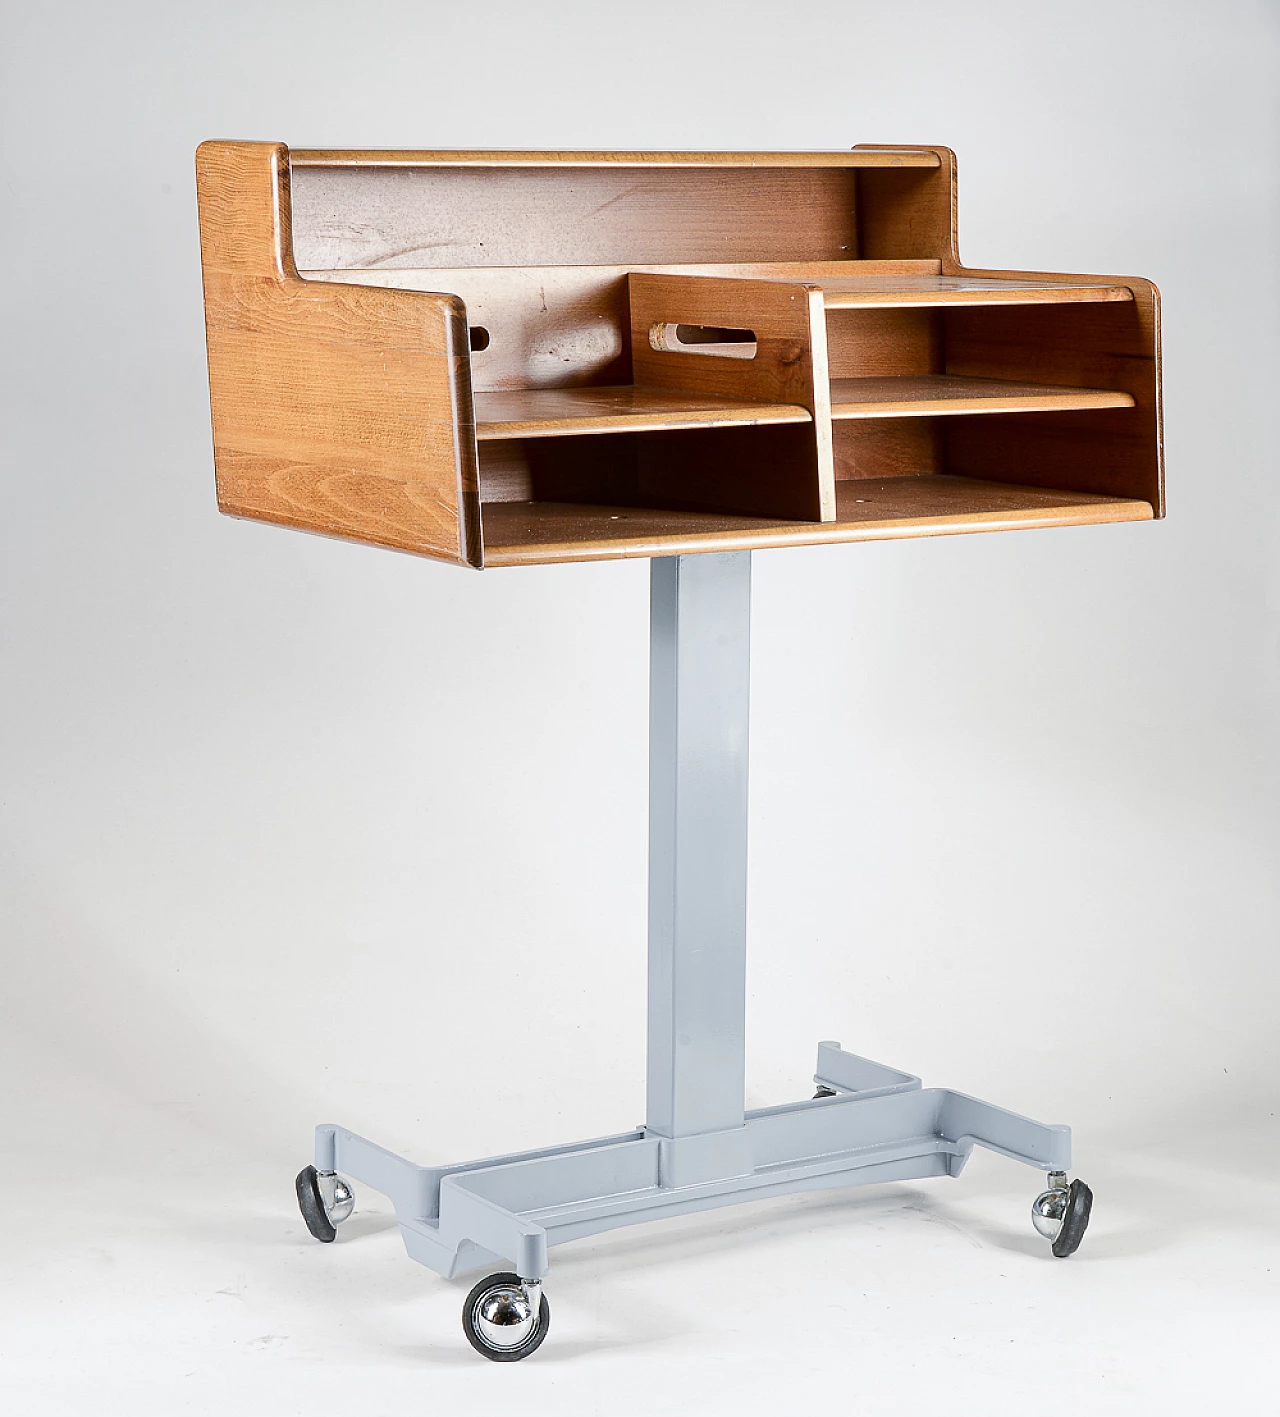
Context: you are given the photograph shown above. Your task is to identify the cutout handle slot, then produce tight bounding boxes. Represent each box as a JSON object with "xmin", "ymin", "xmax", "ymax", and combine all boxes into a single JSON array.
[{"xmin": 649, "ymin": 322, "xmax": 757, "ymax": 359}]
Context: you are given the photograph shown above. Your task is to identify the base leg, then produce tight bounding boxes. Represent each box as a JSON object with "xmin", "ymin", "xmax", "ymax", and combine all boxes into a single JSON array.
[{"xmin": 307, "ymin": 1037, "xmax": 1073, "ymax": 1282}]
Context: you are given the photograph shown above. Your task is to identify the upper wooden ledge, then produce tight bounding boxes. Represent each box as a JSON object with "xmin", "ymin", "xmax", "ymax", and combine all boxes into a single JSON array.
[{"xmin": 289, "ymin": 148, "xmax": 943, "ymax": 169}]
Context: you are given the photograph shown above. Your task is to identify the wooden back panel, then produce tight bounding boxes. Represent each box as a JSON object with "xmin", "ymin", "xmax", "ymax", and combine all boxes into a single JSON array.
[
  {"xmin": 302, "ymin": 260, "xmax": 942, "ymax": 394},
  {"xmin": 289, "ymin": 164, "xmax": 864, "ymax": 271}
]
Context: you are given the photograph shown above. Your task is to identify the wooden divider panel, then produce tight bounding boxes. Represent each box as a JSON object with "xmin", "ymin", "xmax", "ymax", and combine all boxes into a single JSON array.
[{"xmin": 629, "ymin": 274, "xmax": 835, "ymax": 521}]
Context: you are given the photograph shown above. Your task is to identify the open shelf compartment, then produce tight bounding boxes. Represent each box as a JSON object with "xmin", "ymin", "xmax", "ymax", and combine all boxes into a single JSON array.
[{"xmin": 195, "ymin": 141, "xmax": 1163, "ymax": 569}]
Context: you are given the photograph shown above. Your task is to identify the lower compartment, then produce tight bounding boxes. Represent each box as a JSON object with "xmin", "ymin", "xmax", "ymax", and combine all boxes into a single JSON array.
[
  {"xmin": 480, "ymin": 474, "xmax": 1152, "ymax": 566},
  {"xmin": 478, "ymin": 421, "xmax": 827, "ymax": 523},
  {"xmin": 477, "ymin": 406, "xmax": 1156, "ymax": 565}
]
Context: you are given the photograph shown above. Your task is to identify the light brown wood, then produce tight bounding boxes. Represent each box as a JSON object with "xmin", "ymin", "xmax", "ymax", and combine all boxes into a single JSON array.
[
  {"xmin": 195, "ymin": 140, "xmax": 1164, "ymax": 567},
  {"xmin": 473, "ymin": 385, "xmax": 812, "ymax": 439},
  {"xmin": 826, "ymin": 307, "xmax": 941, "ymax": 380},
  {"xmin": 853, "ymin": 146, "xmax": 959, "ymax": 264},
  {"xmin": 629, "ymin": 273, "xmax": 834, "ymax": 520},
  {"xmin": 828, "ymin": 374, "xmax": 1134, "ymax": 418},
  {"xmin": 302, "ymin": 261, "xmax": 942, "ymax": 393},
  {"xmin": 941, "ymin": 287, "xmax": 1163, "ymax": 513},
  {"xmin": 480, "ymin": 476, "xmax": 1153, "ymax": 566},
  {"xmin": 477, "ymin": 435, "xmax": 639, "ymax": 509},
  {"xmin": 832, "ymin": 420, "xmax": 943, "ymax": 481},
  {"xmin": 818, "ymin": 275, "xmax": 1135, "ymax": 308},
  {"xmin": 195, "ymin": 141, "xmax": 482, "ymax": 566},
  {"xmin": 632, "ymin": 424, "xmax": 833, "ymax": 524},
  {"xmin": 290, "ymin": 166, "xmax": 865, "ymax": 271},
  {"xmin": 290, "ymin": 149, "xmax": 943, "ymax": 168},
  {"xmin": 474, "ymin": 424, "xmax": 825, "ymax": 527}
]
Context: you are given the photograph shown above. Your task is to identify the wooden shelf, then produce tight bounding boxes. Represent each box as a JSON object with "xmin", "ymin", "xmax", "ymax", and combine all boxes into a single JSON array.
[
  {"xmin": 471, "ymin": 376, "xmax": 1132, "ymax": 441},
  {"xmin": 816, "ymin": 275, "xmax": 1134, "ymax": 308},
  {"xmin": 197, "ymin": 142, "xmax": 1162, "ymax": 567},
  {"xmin": 481, "ymin": 476, "xmax": 1153, "ymax": 566},
  {"xmin": 473, "ymin": 385, "xmax": 811, "ymax": 440},
  {"xmin": 829, "ymin": 375, "xmax": 1135, "ymax": 420}
]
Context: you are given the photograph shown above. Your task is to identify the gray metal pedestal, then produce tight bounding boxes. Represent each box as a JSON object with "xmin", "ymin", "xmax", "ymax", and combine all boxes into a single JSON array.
[{"xmin": 310, "ymin": 552, "xmax": 1074, "ymax": 1288}]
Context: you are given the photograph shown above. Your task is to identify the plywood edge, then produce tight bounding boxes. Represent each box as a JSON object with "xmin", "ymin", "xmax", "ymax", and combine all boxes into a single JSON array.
[
  {"xmin": 300, "ymin": 259, "xmax": 945, "ymax": 285},
  {"xmin": 289, "ymin": 148, "xmax": 943, "ymax": 169},
  {"xmin": 473, "ymin": 396, "xmax": 813, "ymax": 440},
  {"xmin": 829, "ymin": 381, "xmax": 1136, "ymax": 419},
  {"xmin": 805, "ymin": 285, "xmax": 836, "ymax": 521},
  {"xmin": 215, "ymin": 497, "xmax": 486, "ymax": 568},
  {"xmin": 944, "ymin": 263, "xmax": 1153, "ymax": 299},
  {"xmin": 821, "ymin": 281, "xmax": 1136, "ymax": 310}
]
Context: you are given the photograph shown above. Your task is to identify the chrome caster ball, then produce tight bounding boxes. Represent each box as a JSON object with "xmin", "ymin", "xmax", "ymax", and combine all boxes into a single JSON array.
[
  {"xmin": 462, "ymin": 1271, "xmax": 550, "ymax": 1362},
  {"xmin": 295, "ymin": 1165, "xmax": 355, "ymax": 1243},
  {"xmin": 1031, "ymin": 1171, "xmax": 1093, "ymax": 1257}
]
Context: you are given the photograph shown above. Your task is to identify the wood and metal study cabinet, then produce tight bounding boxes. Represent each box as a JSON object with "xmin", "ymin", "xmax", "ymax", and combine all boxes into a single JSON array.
[{"xmin": 196, "ymin": 141, "xmax": 1162, "ymax": 1361}]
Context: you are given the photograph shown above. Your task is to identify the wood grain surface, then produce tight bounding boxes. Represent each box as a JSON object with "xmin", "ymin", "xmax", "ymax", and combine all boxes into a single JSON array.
[
  {"xmin": 302, "ymin": 261, "xmax": 942, "ymax": 393},
  {"xmin": 481, "ymin": 475, "xmax": 1152, "ymax": 566},
  {"xmin": 829, "ymin": 374, "xmax": 1134, "ymax": 418},
  {"xmin": 290, "ymin": 148, "xmax": 943, "ymax": 168},
  {"xmin": 629, "ymin": 273, "xmax": 834, "ymax": 520},
  {"xmin": 196, "ymin": 140, "xmax": 481, "ymax": 566},
  {"xmin": 473, "ymin": 385, "xmax": 812, "ymax": 439},
  {"xmin": 195, "ymin": 140, "xmax": 1164, "ymax": 567}
]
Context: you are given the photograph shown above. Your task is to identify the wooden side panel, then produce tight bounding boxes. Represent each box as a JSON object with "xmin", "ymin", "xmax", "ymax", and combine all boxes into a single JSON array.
[
  {"xmin": 942, "ymin": 283, "xmax": 1163, "ymax": 513},
  {"xmin": 629, "ymin": 273, "xmax": 834, "ymax": 520},
  {"xmin": 853, "ymin": 146, "xmax": 959, "ymax": 263},
  {"xmin": 195, "ymin": 140, "xmax": 481, "ymax": 565}
]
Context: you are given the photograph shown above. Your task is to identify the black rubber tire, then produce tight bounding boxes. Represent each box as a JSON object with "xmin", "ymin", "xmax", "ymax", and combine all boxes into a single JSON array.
[
  {"xmin": 1052, "ymin": 1178, "xmax": 1093, "ymax": 1258},
  {"xmin": 462, "ymin": 1271, "xmax": 551, "ymax": 1362},
  {"xmin": 296, "ymin": 1165, "xmax": 337, "ymax": 1243}
]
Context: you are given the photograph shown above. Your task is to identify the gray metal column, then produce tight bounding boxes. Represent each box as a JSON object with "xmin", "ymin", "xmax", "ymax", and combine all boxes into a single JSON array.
[{"xmin": 647, "ymin": 552, "xmax": 752, "ymax": 1141}]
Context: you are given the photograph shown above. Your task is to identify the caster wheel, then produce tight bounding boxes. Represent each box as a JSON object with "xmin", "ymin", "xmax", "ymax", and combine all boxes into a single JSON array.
[
  {"xmin": 813, "ymin": 1085, "xmax": 837, "ymax": 1100},
  {"xmin": 295, "ymin": 1165, "xmax": 354, "ymax": 1243},
  {"xmin": 1031, "ymin": 1173, "xmax": 1093, "ymax": 1258},
  {"xmin": 462, "ymin": 1271, "xmax": 550, "ymax": 1362}
]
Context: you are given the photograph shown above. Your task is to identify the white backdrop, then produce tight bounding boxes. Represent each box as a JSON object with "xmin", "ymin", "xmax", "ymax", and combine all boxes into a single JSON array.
[{"xmin": 2, "ymin": 2, "xmax": 1277, "ymax": 1411}]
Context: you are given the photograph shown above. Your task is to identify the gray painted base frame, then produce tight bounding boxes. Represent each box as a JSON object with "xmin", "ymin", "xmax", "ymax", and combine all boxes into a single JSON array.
[
  {"xmin": 306, "ymin": 553, "xmax": 1076, "ymax": 1301},
  {"xmin": 315, "ymin": 1040, "xmax": 1070, "ymax": 1281}
]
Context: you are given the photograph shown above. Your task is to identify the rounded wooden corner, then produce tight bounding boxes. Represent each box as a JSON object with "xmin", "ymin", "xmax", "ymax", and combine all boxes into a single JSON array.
[{"xmin": 196, "ymin": 139, "xmax": 298, "ymax": 283}]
